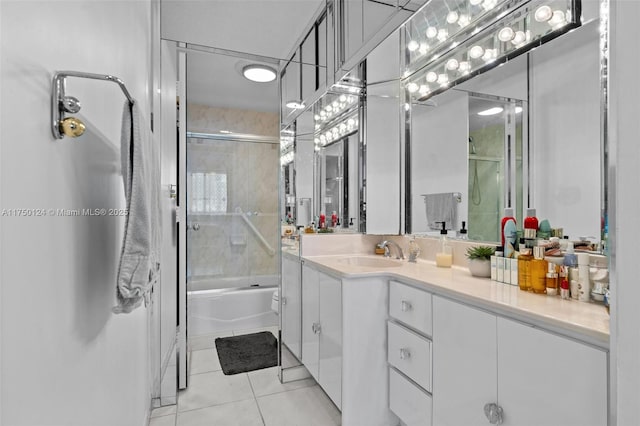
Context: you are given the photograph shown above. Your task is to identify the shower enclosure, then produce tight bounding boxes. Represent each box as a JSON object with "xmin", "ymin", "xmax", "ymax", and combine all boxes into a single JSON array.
[{"xmin": 185, "ymin": 134, "xmax": 280, "ymax": 340}]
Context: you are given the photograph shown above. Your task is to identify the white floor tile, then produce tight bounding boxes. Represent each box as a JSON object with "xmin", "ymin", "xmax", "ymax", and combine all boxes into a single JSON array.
[
  {"xmin": 189, "ymin": 348, "xmax": 221, "ymax": 375},
  {"xmin": 233, "ymin": 326, "xmax": 279, "ymax": 338},
  {"xmin": 189, "ymin": 331, "xmax": 233, "ymax": 352},
  {"xmin": 248, "ymin": 366, "xmax": 315, "ymax": 397},
  {"xmin": 176, "ymin": 399, "xmax": 264, "ymax": 426},
  {"xmin": 257, "ymin": 386, "xmax": 341, "ymax": 426},
  {"xmin": 151, "ymin": 405, "xmax": 177, "ymax": 418},
  {"xmin": 178, "ymin": 370, "xmax": 254, "ymax": 412},
  {"xmin": 149, "ymin": 414, "xmax": 176, "ymax": 426}
]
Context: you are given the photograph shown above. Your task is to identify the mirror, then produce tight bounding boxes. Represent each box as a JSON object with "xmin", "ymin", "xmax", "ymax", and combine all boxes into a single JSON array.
[{"xmin": 408, "ymin": 18, "xmax": 602, "ymax": 243}]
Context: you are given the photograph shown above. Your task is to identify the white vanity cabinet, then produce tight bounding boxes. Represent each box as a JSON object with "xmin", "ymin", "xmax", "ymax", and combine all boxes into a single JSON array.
[
  {"xmin": 432, "ymin": 296, "xmax": 608, "ymax": 426},
  {"xmin": 387, "ymin": 280, "xmax": 433, "ymax": 426},
  {"xmin": 281, "ymin": 255, "xmax": 302, "ymax": 360},
  {"xmin": 301, "ymin": 263, "xmax": 342, "ymax": 409}
]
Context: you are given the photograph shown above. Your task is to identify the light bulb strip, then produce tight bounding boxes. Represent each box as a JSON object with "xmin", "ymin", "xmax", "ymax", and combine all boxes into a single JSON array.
[
  {"xmin": 314, "ymin": 93, "xmax": 360, "ymax": 134},
  {"xmin": 314, "ymin": 111, "xmax": 359, "ymax": 148},
  {"xmin": 403, "ymin": 0, "xmax": 579, "ymax": 102}
]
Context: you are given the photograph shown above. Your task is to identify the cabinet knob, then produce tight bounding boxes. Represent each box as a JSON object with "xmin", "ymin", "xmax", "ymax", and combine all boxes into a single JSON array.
[
  {"xmin": 399, "ymin": 347, "xmax": 411, "ymax": 360},
  {"xmin": 401, "ymin": 300, "xmax": 413, "ymax": 312},
  {"xmin": 281, "ymin": 296, "xmax": 287, "ymax": 306},
  {"xmin": 483, "ymin": 403, "xmax": 503, "ymax": 424},
  {"xmin": 312, "ymin": 323, "xmax": 322, "ymax": 334}
]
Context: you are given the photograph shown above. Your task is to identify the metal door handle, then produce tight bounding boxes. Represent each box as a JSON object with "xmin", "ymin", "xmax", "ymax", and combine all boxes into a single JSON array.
[
  {"xmin": 484, "ymin": 403, "xmax": 503, "ymax": 424},
  {"xmin": 312, "ymin": 322, "xmax": 322, "ymax": 334},
  {"xmin": 281, "ymin": 296, "xmax": 287, "ymax": 305},
  {"xmin": 399, "ymin": 347, "xmax": 411, "ymax": 360},
  {"xmin": 189, "ymin": 223, "xmax": 200, "ymax": 231},
  {"xmin": 401, "ymin": 300, "xmax": 412, "ymax": 312}
]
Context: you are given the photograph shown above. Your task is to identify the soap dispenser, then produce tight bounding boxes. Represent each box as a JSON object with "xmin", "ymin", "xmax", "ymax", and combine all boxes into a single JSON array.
[
  {"xmin": 408, "ymin": 238, "xmax": 421, "ymax": 263},
  {"xmin": 436, "ymin": 222, "xmax": 453, "ymax": 268},
  {"xmin": 458, "ymin": 221, "xmax": 468, "ymax": 240}
]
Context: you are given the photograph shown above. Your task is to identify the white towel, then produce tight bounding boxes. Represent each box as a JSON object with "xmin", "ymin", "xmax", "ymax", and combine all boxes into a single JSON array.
[
  {"xmin": 423, "ymin": 192, "xmax": 459, "ymax": 231},
  {"xmin": 114, "ymin": 101, "xmax": 161, "ymax": 314}
]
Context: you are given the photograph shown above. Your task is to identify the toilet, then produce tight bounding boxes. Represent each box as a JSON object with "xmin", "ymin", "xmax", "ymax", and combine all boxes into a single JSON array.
[{"xmin": 270, "ymin": 289, "xmax": 279, "ymax": 315}]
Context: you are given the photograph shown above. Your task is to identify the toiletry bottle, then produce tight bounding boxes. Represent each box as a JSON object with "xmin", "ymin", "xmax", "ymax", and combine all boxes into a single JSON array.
[
  {"xmin": 517, "ymin": 246, "xmax": 532, "ymax": 291},
  {"xmin": 331, "ymin": 211, "xmax": 337, "ymax": 228},
  {"xmin": 546, "ymin": 262, "xmax": 559, "ymax": 296},
  {"xmin": 319, "ymin": 212, "xmax": 326, "ymax": 229},
  {"xmin": 524, "ymin": 208, "xmax": 539, "ymax": 239},
  {"xmin": 435, "ymin": 222, "xmax": 453, "ymax": 268},
  {"xmin": 563, "ymin": 241, "xmax": 578, "ymax": 268},
  {"xmin": 530, "ymin": 246, "xmax": 548, "ymax": 294},
  {"xmin": 503, "ymin": 219, "xmax": 517, "ymax": 258},
  {"xmin": 408, "ymin": 238, "xmax": 421, "ymax": 263},
  {"xmin": 560, "ymin": 273, "xmax": 570, "ymax": 299},
  {"xmin": 458, "ymin": 221, "xmax": 468, "ymax": 240},
  {"xmin": 577, "ymin": 253, "xmax": 591, "ymax": 302},
  {"xmin": 501, "ymin": 207, "xmax": 516, "ymax": 247}
]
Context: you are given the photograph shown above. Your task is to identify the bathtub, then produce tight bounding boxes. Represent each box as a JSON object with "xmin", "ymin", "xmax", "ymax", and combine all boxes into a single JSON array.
[{"xmin": 187, "ymin": 276, "xmax": 279, "ymax": 336}]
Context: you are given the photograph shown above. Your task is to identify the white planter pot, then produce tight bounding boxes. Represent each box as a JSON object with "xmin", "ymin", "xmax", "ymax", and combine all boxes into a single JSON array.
[{"xmin": 468, "ymin": 259, "xmax": 491, "ymax": 278}]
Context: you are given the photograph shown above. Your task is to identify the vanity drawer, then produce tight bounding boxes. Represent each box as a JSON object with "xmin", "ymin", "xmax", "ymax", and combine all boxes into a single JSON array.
[
  {"xmin": 390, "ymin": 367, "xmax": 432, "ymax": 426},
  {"xmin": 388, "ymin": 321, "xmax": 432, "ymax": 392},
  {"xmin": 389, "ymin": 280, "xmax": 432, "ymax": 335}
]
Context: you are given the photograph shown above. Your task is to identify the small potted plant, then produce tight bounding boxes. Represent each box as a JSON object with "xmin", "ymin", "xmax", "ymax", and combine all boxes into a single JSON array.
[{"xmin": 466, "ymin": 245, "xmax": 495, "ymax": 278}]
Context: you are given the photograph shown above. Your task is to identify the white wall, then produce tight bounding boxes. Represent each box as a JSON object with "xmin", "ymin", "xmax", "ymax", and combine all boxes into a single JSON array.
[
  {"xmin": 411, "ymin": 91, "xmax": 469, "ymax": 233},
  {"xmin": 0, "ymin": 1, "xmax": 153, "ymax": 425}
]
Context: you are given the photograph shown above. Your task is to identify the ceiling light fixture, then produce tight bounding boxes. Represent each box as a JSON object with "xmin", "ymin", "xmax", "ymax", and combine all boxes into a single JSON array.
[
  {"xmin": 478, "ymin": 107, "xmax": 504, "ymax": 116},
  {"xmin": 242, "ymin": 64, "xmax": 277, "ymax": 83}
]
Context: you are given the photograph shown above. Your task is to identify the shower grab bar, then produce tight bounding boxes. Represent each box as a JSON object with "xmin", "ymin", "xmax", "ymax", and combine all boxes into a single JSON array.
[
  {"xmin": 235, "ymin": 207, "xmax": 276, "ymax": 257},
  {"xmin": 51, "ymin": 70, "xmax": 135, "ymax": 139}
]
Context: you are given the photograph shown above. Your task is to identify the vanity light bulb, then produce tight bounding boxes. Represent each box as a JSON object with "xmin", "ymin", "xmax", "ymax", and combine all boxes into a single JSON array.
[
  {"xmin": 426, "ymin": 71, "xmax": 438, "ymax": 83},
  {"xmin": 446, "ymin": 59, "xmax": 460, "ymax": 71},
  {"xmin": 470, "ymin": 0, "xmax": 483, "ymax": 5},
  {"xmin": 319, "ymin": 110, "xmax": 326, "ymax": 117},
  {"xmin": 332, "ymin": 101, "xmax": 339, "ymax": 108},
  {"xmin": 458, "ymin": 61, "xmax": 471, "ymax": 72},
  {"xmin": 419, "ymin": 42, "xmax": 429, "ymax": 55},
  {"xmin": 482, "ymin": 48, "xmax": 496, "ymax": 61},
  {"xmin": 419, "ymin": 85, "xmax": 430, "ymax": 96},
  {"xmin": 314, "ymin": 114, "xmax": 320, "ymax": 120},
  {"xmin": 426, "ymin": 26, "xmax": 438, "ymax": 39},
  {"xmin": 339, "ymin": 94, "xmax": 347, "ymax": 102},
  {"xmin": 548, "ymin": 10, "xmax": 566, "ymax": 28},
  {"xmin": 458, "ymin": 14, "xmax": 471, "ymax": 27},
  {"xmin": 512, "ymin": 31, "xmax": 526, "ymax": 45},
  {"xmin": 469, "ymin": 45, "xmax": 485, "ymax": 59},
  {"xmin": 446, "ymin": 11, "xmax": 459, "ymax": 24},
  {"xmin": 314, "ymin": 137, "xmax": 320, "ymax": 144},
  {"xmin": 437, "ymin": 29, "xmax": 449, "ymax": 42},
  {"xmin": 406, "ymin": 82, "xmax": 420, "ymax": 93},
  {"xmin": 498, "ymin": 27, "xmax": 515, "ymax": 42},
  {"xmin": 325, "ymin": 105, "xmax": 332, "ymax": 112},
  {"xmin": 482, "ymin": 0, "xmax": 497, "ymax": 11},
  {"xmin": 339, "ymin": 123, "xmax": 347, "ymax": 131},
  {"xmin": 347, "ymin": 118, "xmax": 355, "ymax": 127},
  {"xmin": 437, "ymin": 74, "xmax": 449, "ymax": 85},
  {"xmin": 534, "ymin": 5, "xmax": 553, "ymax": 22},
  {"xmin": 407, "ymin": 40, "xmax": 420, "ymax": 51}
]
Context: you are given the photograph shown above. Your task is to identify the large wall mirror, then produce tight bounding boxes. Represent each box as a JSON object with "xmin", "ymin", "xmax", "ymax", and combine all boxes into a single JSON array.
[{"xmin": 406, "ymin": 5, "xmax": 602, "ymax": 244}]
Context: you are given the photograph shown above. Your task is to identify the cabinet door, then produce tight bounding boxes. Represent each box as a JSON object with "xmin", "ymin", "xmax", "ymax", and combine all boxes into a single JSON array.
[
  {"xmin": 319, "ymin": 271, "xmax": 342, "ymax": 409},
  {"xmin": 282, "ymin": 257, "xmax": 302, "ymax": 360},
  {"xmin": 301, "ymin": 265, "xmax": 320, "ymax": 381},
  {"xmin": 432, "ymin": 296, "xmax": 498, "ymax": 425},
  {"xmin": 497, "ymin": 318, "xmax": 607, "ymax": 426}
]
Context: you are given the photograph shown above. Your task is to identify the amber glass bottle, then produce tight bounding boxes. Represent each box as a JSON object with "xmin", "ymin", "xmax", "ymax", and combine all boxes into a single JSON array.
[
  {"xmin": 517, "ymin": 248, "xmax": 532, "ymax": 291},
  {"xmin": 530, "ymin": 247, "xmax": 548, "ymax": 294}
]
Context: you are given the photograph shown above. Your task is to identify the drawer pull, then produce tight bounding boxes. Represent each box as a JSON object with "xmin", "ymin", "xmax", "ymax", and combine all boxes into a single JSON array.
[
  {"xmin": 312, "ymin": 322, "xmax": 322, "ymax": 335},
  {"xmin": 399, "ymin": 347, "xmax": 411, "ymax": 360},
  {"xmin": 401, "ymin": 300, "xmax": 413, "ymax": 312},
  {"xmin": 484, "ymin": 403, "xmax": 503, "ymax": 424}
]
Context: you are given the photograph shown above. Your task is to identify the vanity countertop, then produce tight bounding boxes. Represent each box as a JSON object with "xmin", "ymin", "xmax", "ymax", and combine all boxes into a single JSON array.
[{"xmin": 302, "ymin": 254, "xmax": 610, "ymax": 348}]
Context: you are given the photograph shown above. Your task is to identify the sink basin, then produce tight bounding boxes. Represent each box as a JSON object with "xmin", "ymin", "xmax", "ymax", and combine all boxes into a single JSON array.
[{"xmin": 336, "ymin": 256, "xmax": 402, "ymax": 268}]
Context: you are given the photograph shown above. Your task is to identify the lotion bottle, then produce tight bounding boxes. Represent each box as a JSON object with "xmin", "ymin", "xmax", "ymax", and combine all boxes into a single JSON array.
[
  {"xmin": 436, "ymin": 222, "xmax": 453, "ymax": 268},
  {"xmin": 501, "ymin": 207, "xmax": 516, "ymax": 247},
  {"xmin": 524, "ymin": 208, "xmax": 539, "ymax": 239}
]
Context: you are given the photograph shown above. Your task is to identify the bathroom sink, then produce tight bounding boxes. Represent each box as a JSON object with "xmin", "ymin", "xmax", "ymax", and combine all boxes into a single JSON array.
[{"xmin": 336, "ymin": 256, "xmax": 402, "ymax": 268}]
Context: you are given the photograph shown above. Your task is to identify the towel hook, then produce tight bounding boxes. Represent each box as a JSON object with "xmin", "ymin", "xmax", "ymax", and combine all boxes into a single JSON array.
[{"xmin": 51, "ymin": 70, "xmax": 135, "ymax": 139}]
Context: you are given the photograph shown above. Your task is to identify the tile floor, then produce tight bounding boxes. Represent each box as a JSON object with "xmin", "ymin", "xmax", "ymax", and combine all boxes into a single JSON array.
[{"xmin": 149, "ymin": 326, "xmax": 341, "ymax": 426}]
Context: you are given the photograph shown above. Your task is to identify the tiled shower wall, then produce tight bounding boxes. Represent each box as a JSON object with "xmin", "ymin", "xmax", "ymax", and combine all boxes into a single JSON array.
[{"xmin": 187, "ymin": 104, "xmax": 279, "ymax": 283}]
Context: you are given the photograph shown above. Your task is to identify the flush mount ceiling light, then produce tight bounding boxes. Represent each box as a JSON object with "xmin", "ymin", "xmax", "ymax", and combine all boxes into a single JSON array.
[
  {"xmin": 242, "ymin": 64, "xmax": 276, "ymax": 83},
  {"xmin": 478, "ymin": 107, "xmax": 504, "ymax": 116},
  {"xmin": 285, "ymin": 101, "xmax": 305, "ymax": 109}
]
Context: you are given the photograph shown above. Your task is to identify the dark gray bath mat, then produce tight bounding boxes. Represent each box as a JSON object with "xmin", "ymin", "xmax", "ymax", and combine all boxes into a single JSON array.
[{"xmin": 215, "ymin": 331, "xmax": 278, "ymax": 375}]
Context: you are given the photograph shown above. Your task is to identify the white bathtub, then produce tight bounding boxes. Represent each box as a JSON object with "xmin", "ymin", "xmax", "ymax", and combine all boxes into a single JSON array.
[
  {"xmin": 188, "ymin": 274, "xmax": 279, "ymax": 291},
  {"xmin": 187, "ymin": 277, "xmax": 279, "ymax": 336}
]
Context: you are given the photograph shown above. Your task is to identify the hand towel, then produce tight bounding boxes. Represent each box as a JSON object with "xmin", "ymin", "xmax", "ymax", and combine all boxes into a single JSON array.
[
  {"xmin": 422, "ymin": 192, "xmax": 459, "ymax": 231},
  {"xmin": 114, "ymin": 100, "xmax": 161, "ymax": 314}
]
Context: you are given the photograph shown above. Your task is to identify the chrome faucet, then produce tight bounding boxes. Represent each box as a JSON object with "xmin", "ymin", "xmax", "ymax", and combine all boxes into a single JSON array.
[{"xmin": 380, "ymin": 240, "xmax": 405, "ymax": 260}]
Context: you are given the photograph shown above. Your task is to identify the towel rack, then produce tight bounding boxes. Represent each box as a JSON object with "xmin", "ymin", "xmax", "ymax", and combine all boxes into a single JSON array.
[{"xmin": 51, "ymin": 70, "xmax": 135, "ymax": 139}]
